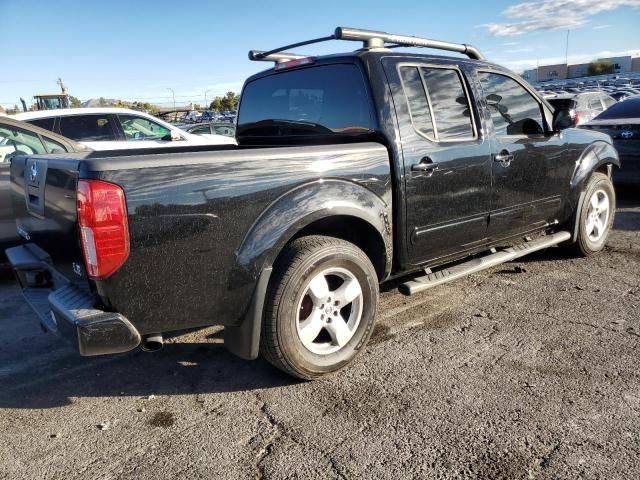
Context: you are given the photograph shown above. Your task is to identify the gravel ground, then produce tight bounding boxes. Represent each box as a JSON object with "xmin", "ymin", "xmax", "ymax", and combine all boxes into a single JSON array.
[{"xmin": 0, "ymin": 193, "xmax": 638, "ymax": 480}]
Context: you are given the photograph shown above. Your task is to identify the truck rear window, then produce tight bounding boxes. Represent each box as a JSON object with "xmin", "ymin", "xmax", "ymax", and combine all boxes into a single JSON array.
[{"xmin": 237, "ymin": 64, "xmax": 374, "ymax": 142}]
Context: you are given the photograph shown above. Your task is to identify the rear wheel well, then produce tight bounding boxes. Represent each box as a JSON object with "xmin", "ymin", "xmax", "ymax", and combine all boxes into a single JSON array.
[{"xmin": 285, "ymin": 216, "xmax": 387, "ymax": 280}]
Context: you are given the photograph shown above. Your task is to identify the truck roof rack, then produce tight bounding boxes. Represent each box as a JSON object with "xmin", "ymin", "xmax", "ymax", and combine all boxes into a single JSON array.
[{"xmin": 248, "ymin": 27, "xmax": 485, "ymax": 63}]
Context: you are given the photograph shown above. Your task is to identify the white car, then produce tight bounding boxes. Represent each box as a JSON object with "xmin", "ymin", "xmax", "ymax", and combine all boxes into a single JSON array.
[{"xmin": 12, "ymin": 108, "xmax": 236, "ymax": 150}]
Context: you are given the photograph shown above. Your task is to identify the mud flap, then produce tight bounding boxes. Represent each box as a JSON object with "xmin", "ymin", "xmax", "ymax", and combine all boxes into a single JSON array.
[{"xmin": 224, "ymin": 267, "xmax": 272, "ymax": 360}]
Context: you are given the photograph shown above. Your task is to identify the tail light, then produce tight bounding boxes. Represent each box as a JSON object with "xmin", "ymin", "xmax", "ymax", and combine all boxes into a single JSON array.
[
  {"xmin": 77, "ymin": 180, "xmax": 130, "ymax": 279},
  {"xmin": 575, "ymin": 111, "xmax": 585, "ymax": 125}
]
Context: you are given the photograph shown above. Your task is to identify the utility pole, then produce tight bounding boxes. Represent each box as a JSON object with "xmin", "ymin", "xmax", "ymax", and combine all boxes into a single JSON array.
[
  {"xmin": 565, "ymin": 30, "xmax": 570, "ymax": 67},
  {"xmin": 57, "ymin": 77, "xmax": 67, "ymax": 94},
  {"xmin": 204, "ymin": 89, "xmax": 212, "ymax": 108},
  {"xmin": 166, "ymin": 87, "xmax": 176, "ymax": 111}
]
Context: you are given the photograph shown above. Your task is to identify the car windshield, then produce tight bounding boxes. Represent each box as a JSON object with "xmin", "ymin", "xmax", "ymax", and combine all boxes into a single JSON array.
[
  {"xmin": 548, "ymin": 98, "xmax": 577, "ymax": 111},
  {"xmin": 594, "ymin": 97, "xmax": 640, "ymax": 119}
]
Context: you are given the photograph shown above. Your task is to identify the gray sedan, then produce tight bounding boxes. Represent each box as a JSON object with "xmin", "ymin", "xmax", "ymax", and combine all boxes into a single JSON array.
[{"xmin": 0, "ymin": 116, "xmax": 87, "ymax": 257}]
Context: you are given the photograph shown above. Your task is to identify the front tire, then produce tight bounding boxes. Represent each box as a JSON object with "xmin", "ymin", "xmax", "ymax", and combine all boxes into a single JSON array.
[
  {"xmin": 571, "ymin": 172, "xmax": 615, "ymax": 256},
  {"xmin": 260, "ymin": 235, "xmax": 379, "ymax": 380}
]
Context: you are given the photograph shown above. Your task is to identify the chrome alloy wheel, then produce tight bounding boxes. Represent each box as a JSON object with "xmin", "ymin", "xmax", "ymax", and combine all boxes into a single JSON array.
[
  {"xmin": 296, "ymin": 267, "xmax": 364, "ymax": 355},
  {"xmin": 585, "ymin": 188, "xmax": 610, "ymax": 243}
]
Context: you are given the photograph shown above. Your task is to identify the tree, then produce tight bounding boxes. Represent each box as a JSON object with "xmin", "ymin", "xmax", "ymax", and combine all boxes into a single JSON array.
[
  {"xmin": 221, "ymin": 91, "xmax": 239, "ymax": 111},
  {"xmin": 587, "ymin": 60, "xmax": 615, "ymax": 76},
  {"xmin": 209, "ymin": 97, "xmax": 223, "ymax": 111},
  {"xmin": 208, "ymin": 92, "xmax": 239, "ymax": 112},
  {"xmin": 69, "ymin": 96, "xmax": 82, "ymax": 108}
]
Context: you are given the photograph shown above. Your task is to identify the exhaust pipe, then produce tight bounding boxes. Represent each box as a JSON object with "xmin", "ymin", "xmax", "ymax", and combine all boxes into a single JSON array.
[{"xmin": 141, "ymin": 333, "xmax": 163, "ymax": 352}]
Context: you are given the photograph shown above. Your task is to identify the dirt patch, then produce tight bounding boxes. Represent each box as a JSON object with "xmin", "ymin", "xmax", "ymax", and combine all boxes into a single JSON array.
[{"xmin": 147, "ymin": 411, "xmax": 175, "ymax": 428}]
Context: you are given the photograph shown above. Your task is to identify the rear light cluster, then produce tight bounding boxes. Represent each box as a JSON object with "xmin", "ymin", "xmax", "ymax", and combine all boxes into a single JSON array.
[{"xmin": 77, "ymin": 180, "xmax": 130, "ymax": 279}]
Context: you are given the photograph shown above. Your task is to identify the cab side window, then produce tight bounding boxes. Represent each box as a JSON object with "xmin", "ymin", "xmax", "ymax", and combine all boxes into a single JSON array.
[
  {"xmin": 118, "ymin": 115, "xmax": 171, "ymax": 141},
  {"xmin": 59, "ymin": 115, "xmax": 117, "ymax": 142},
  {"xmin": 478, "ymin": 72, "xmax": 545, "ymax": 136},
  {"xmin": 399, "ymin": 66, "xmax": 475, "ymax": 142}
]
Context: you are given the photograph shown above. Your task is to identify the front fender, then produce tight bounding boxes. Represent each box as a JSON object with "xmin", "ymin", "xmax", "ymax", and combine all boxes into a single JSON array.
[
  {"xmin": 566, "ymin": 141, "xmax": 620, "ymax": 243},
  {"xmin": 236, "ymin": 178, "xmax": 393, "ymax": 276},
  {"xmin": 571, "ymin": 141, "xmax": 620, "ymax": 190}
]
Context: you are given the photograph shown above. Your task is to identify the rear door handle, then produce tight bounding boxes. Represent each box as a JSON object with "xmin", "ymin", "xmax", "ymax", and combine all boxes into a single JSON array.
[
  {"xmin": 494, "ymin": 150, "xmax": 514, "ymax": 164},
  {"xmin": 411, "ymin": 158, "xmax": 439, "ymax": 174}
]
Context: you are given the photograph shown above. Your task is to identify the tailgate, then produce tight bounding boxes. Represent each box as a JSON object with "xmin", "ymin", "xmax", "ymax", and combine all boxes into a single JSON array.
[{"xmin": 10, "ymin": 155, "xmax": 88, "ymax": 283}]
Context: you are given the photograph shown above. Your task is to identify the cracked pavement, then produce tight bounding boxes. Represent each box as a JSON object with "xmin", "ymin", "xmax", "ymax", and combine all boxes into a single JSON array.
[{"xmin": 0, "ymin": 192, "xmax": 638, "ymax": 479}]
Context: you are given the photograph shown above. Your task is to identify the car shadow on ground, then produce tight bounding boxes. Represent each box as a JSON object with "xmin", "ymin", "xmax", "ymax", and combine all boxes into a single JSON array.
[
  {"xmin": 614, "ymin": 189, "xmax": 640, "ymax": 232},
  {"xmin": 1, "ymin": 188, "xmax": 637, "ymax": 411},
  {"xmin": 0, "ymin": 329, "xmax": 297, "ymax": 409}
]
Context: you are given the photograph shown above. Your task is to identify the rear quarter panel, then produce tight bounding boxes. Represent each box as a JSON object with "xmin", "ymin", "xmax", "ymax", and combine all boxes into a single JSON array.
[{"xmin": 87, "ymin": 143, "xmax": 392, "ymax": 335}]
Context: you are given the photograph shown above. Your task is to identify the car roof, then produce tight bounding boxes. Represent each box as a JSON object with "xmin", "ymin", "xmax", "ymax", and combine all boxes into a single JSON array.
[
  {"xmin": 12, "ymin": 107, "xmax": 152, "ymax": 121},
  {"xmin": 246, "ymin": 49, "xmax": 510, "ymax": 84},
  {"xmin": 0, "ymin": 115, "xmax": 88, "ymax": 151}
]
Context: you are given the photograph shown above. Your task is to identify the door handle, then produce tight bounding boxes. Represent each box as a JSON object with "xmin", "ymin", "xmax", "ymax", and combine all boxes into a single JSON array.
[
  {"xmin": 494, "ymin": 150, "xmax": 514, "ymax": 164},
  {"xmin": 411, "ymin": 158, "xmax": 439, "ymax": 174}
]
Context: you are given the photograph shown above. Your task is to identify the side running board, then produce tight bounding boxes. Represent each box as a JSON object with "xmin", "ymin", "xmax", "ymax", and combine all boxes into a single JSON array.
[{"xmin": 399, "ymin": 231, "xmax": 571, "ymax": 295}]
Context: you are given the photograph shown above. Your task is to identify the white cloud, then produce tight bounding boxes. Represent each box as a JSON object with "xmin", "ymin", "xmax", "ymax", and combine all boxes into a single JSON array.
[
  {"xmin": 592, "ymin": 24, "xmax": 612, "ymax": 30},
  {"xmin": 483, "ymin": 0, "xmax": 640, "ymax": 36}
]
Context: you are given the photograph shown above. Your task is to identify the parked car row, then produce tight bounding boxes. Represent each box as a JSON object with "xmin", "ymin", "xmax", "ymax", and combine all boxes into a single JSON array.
[
  {"xmin": 180, "ymin": 110, "xmax": 237, "ymax": 124},
  {"xmin": 13, "ymin": 108, "xmax": 235, "ymax": 151},
  {"xmin": 178, "ymin": 122, "xmax": 236, "ymax": 138}
]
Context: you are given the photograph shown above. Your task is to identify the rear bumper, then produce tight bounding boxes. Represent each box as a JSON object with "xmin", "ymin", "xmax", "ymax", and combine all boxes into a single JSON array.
[{"xmin": 5, "ymin": 243, "xmax": 141, "ymax": 356}]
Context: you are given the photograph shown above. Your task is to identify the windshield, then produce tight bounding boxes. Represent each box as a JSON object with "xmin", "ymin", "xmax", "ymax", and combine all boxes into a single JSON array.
[
  {"xmin": 237, "ymin": 63, "xmax": 374, "ymax": 142},
  {"xmin": 594, "ymin": 97, "xmax": 640, "ymax": 120}
]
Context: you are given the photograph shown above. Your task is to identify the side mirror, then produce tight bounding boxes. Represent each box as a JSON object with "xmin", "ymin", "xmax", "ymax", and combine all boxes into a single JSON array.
[
  {"xmin": 162, "ymin": 131, "xmax": 183, "ymax": 142},
  {"xmin": 553, "ymin": 108, "xmax": 576, "ymax": 131}
]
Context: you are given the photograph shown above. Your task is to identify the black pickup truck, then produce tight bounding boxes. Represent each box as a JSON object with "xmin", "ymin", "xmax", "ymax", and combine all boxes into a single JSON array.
[{"xmin": 7, "ymin": 28, "xmax": 620, "ymax": 380}]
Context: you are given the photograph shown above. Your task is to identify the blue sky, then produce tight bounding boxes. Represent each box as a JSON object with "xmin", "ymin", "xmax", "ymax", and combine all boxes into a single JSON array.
[{"xmin": 1, "ymin": 0, "xmax": 640, "ymax": 109}]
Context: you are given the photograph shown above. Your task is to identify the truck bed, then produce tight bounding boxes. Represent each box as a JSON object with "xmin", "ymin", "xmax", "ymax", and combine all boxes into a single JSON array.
[{"xmin": 10, "ymin": 142, "xmax": 392, "ymax": 338}]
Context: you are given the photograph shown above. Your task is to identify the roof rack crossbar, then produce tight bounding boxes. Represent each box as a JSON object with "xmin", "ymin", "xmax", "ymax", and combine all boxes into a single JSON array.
[
  {"xmin": 248, "ymin": 35, "xmax": 335, "ymax": 63},
  {"xmin": 248, "ymin": 27, "xmax": 485, "ymax": 64},
  {"xmin": 335, "ymin": 27, "xmax": 485, "ymax": 60}
]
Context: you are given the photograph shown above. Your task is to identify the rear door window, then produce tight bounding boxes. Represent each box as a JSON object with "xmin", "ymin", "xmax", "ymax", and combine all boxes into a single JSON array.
[
  {"xmin": 27, "ymin": 117, "xmax": 55, "ymax": 132},
  {"xmin": 399, "ymin": 66, "xmax": 475, "ymax": 141},
  {"xmin": 59, "ymin": 115, "xmax": 117, "ymax": 141},
  {"xmin": 601, "ymin": 95, "xmax": 616, "ymax": 109},
  {"xmin": 41, "ymin": 136, "xmax": 69, "ymax": 153},
  {"xmin": 587, "ymin": 96, "xmax": 603, "ymax": 111},
  {"xmin": 478, "ymin": 72, "xmax": 545, "ymax": 136}
]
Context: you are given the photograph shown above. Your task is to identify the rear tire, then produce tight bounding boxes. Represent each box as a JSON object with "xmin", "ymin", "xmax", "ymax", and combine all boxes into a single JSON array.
[
  {"xmin": 260, "ymin": 235, "xmax": 379, "ymax": 380},
  {"xmin": 570, "ymin": 172, "xmax": 615, "ymax": 256}
]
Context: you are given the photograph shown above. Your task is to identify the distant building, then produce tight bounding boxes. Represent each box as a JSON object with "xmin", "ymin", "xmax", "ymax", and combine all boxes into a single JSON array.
[
  {"xmin": 538, "ymin": 63, "xmax": 568, "ymax": 81},
  {"xmin": 568, "ymin": 63, "xmax": 590, "ymax": 79},
  {"xmin": 522, "ymin": 68, "xmax": 538, "ymax": 83},
  {"xmin": 524, "ymin": 55, "xmax": 640, "ymax": 82},
  {"xmin": 600, "ymin": 56, "xmax": 632, "ymax": 74}
]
